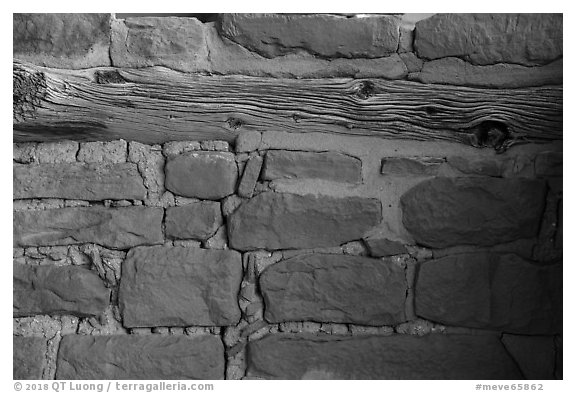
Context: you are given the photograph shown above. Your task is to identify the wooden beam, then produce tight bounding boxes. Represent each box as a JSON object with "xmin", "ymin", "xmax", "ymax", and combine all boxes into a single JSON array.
[{"xmin": 13, "ymin": 61, "xmax": 562, "ymax": 151}]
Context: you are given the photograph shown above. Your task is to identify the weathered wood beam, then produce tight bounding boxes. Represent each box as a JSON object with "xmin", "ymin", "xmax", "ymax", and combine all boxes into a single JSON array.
[{"xmin": 13, "ymin": 61, "xmax": 562, "ymax": 150}]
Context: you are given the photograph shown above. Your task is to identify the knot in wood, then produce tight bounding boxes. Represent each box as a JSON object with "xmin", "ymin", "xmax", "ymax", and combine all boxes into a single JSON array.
[
  {"xmin": 355, "ymin": 80, "xmax": 376, "ymax": 100},
  {"xmin": 470, "ymin": 120, "xmax": 511, "ymax": 152}
]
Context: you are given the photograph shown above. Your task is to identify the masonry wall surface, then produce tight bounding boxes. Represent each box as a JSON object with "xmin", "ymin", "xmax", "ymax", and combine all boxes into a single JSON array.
[{"xmin": 13, "ymin": 13, "xmax": 562, "ymax": 380}]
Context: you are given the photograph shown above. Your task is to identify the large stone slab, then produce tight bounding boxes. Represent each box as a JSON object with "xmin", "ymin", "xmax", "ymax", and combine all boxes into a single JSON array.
[
  {"xmin": 415, "ymin": 253, "xmax": 562, "ymax": 334},
  {"xmin": 246, "ymin": 333, "xmax": 522, "ymax": 379},
  {"xmin": 260, "ymin": 254, "xmax": 406, "ymax": 325},
  {"xmin": 501, "ymin": 334, "xmax": 556, "ymax": 380},
  {"xmin": 13, "ymin": 163, "xmax": 146, "ymax": 201},
  {"xmin": 14, "ymin": 263, "xmax": 109, "ymax": 317},
  {"xmin": 228, "ymin": 192, "xmax": 381, "ymax": 251},
  {"xmin": 401, "ymin": 177, "xmax": 546, "ymax": 248},
  {"xmin": 13, "ymin": 207, "xmax": 164, "ymax": 249},
  {"xmin": 13, "ymin": 14, "xmax": 111, "ymax": 68},
  {"xmin": 414, "ymin": 57, "xmax": 563, "ymax": 88},
  {"xmin": 56, "ymin": 335, "xmax": 224, "ymax": 379},
  {"xmin": 111, "ymin": 17, "xmax": 209, "ymax": 70},
  {"xmin": 119, "ymin": 245, "xmax": 242, "ymax": 327},
  {"xmin": 414, "ymin": 14, "xmax": 563, "ymax": 66},
  {"xmin": 165, "ymin": 152, "xmax": 238, "ymax": 200},
  {"xmin": 165, "ymin": 202, "xmax": 222, "ymax": 241},
  {"xmin": 13, "ymin": 336, "xmax": 47, "ymax": 380},
  {"xmin": 219, "ymin": 14, "xmax": 400, "ymax": 59},
  {"xmin": 263, "ymin": 151, "xmax": 362, "ymax": 183}
]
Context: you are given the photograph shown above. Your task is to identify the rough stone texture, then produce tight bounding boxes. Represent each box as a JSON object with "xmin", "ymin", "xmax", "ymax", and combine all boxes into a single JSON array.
[
  {"xmin": 119, "ymin": 245, "xmax": 242, "ymax": 327},
  {"xmin": 14, "ymin": 207, "xmax": 164, "ymax": 249},
  {"xmin": 228, "ymin": 192, "xmax": 381, "ymax": 251},
  {"xmin": 535, "ymin": 151, "xmax": 562, "ymax": 177},
  {"xmin": 414, "ymin": 57, "xmax": 563, "ymax": 88},
  {"xmin": 399, "ymin": 52, "xmax": 423, "ymax": 72},
  {"xmin": 501, "ymin": 334, "xmax": 556, "ymax": 379},
  {"xmin": 13, "ymin": 336, "xmax": 47, "ymax": 380},
  {"xmin": 77, "ymin": 140, "xmax": 127, "ymax": 163},
  {"xmin": 111, "ymin": 17, "xmax": 209, "ymax": 70},
  {"xmin": 381, "ymin": 157, "xmax": 446, "ymax": 176},
  {"xmin": 260, "ymin": 254, "xmax": 406, "ymax": 325},
  {"xmin": 128, "ymin": 142, "xmax": 166, "ymax": 206},
  {"xmin": 13, "ymin": 13, "xmax": 111, "ymax": 68},
  {"xmin": 247, "ymin": 333, "xmax": 522, "ymax": 379},
  {"xmin": 238, "ymin": 156, "xmax": 263, "ymax": 198},
  {"xmin": 414, "ymin": 14, "xmax": 562, "ymax": 66},
  {"xmin": 14, "ymin": 163, "xmax": 146, "ymax": 201},
  {"xmin": 163, "ymin": 141, "xmax": 201, "ymax": 158},
  {"xmin": 401, "ymin": 177, "xmax": 547, "ymax": 248},
  {"xmin": 447, "ymin": 155, "xmax": 504, "ymax": 177},
  {"xmin": 14, "ymin": 263, "xmax": 110, "ymax": 317},
  {"xmin": 56, "ymin": 335, "xmax": 224, "ymax": 379},
  {"xmin": 165, "ymin": 202, "xmax": 222, "ymax": 241},
  {"xmin": 415, "ymin": 253, "xmax": 562, "ymax": 334},
  {"xmin": 165, "ymin": 152, "xmax": 238, "ymax": 200},
  {"xmin": 34, "ymin": 141, "xmax": 79, "ymax": 164},
  {"xmin": 219, "ymin": 14, "xmax": 400, "ymax": 59},
  {"xmin": 263, "ymin": 151, "xmax": 362, "ymax": 183},
  {"xmin": 235, "ymin": 131, "xmax": 262, "ymax": 153},
  {"xmin": 363, "ymin": 236, "xmax": 408, "ymax": 257}
]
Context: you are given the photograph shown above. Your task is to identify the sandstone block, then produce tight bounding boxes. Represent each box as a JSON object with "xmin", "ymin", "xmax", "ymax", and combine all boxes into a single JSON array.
[
  {"xmin": 414, "ymin": 57, "xmax": 563, "ymax": 88},
  {"xmin": 111, "ymin": 17, "xmax": 209, "ymax": 71},
  {"xmin": 13, "ymin": 13, "xmax": 111, "ymax": 68},
  {"xmin": 14, "ymin": 163, "xmax": 146, "ymax": 201},
  {"xmin": 119, "ymin": 245, "xmax": 242, "ymax": 327},
  {"xmin": 380, "ymin": 157, "xmax": 446, "ymax": 176},
  {"xmin": 235, "ymin": 131, "xmax": 262, "ymax": 153},
  {"xmin": 246, "ymin": 333, "xmax": 522, "ymax": 379},
  {"xmin": 14, "ymin": 263, "xmax": 109, "ymax": 317},
  {"xmin": 446, "ymin": 155, "xmax": 504, "ymax": 177},
  {"xmin": 13, "ymin": 336, "xmax": 47, "ymax": 380},
  {"xmin": 415, "ymin": 14, "xmax": 562, "ymax": 66},
  {"xmin": 238, "ymin": 156, "xmax": 263, "ymax": 198},
  {"xmin": 56, "ymin": 335, "xmax": 224, "ymax": 379},
  {"xmin": 535, "ymin": 151, "xmax": 562, "ymax": 177},
  {"xmin": 263, "ymin": 151, "xmax": 362, "ymax": 183},
  {"xmin": 219, "ymin": 14, "xmax": 400, "ymax": 59},
  {"xmin": 165, "ymin": 152, "xmax": 237, "ymax": 200},
  {"xmin": 501, "ymin": 334, "xmax": 556, "ymax": 379},
  {"xmin": 415, "ymin": 253, "xmax": 562, "ymax": 334},
  {"xmin": 260, "ymin": 254, "xmax": 406, "ymax": 325},
  {"xmin": 401, "ymin": 177, "xmax": 546, "ymax": 248},
  {"xmin": 13, "ymin": 207, "xmax": 164, "ymax": 249},
  {"xmin": 228, "ymin": 192, "xmax": 381, "ymax": 250},
  {"xmin": 165, "ymin": 202, "xmax": 222, "ymax": 241},
  {"xmin": 363, "ymin": 237, "xmax": 408, "ymax": 257}
]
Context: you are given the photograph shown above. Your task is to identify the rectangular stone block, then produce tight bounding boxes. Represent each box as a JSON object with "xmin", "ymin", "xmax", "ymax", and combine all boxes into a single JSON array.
[
  {"xmin": 165, "ymin": 202, "xmax": 222, "ymax": 241},
  {"xmin": 415, "ymin": 253, "xmax": 562, "ymax": 334},
  {"xmin": 228, "ymin": 192, "xmax": 381, "ymax": 251},
  {"xmin": 14, "ymin": 162, "xmax": 146, "ymax": 201},
  {"xmin": 14, "ymin": 263, "xmax": 110, "ymax": 317},
  {"xmin": 14, "ymin": 336, "xmax": 47, "ymax": 380},
  {"xmin": 165, "ymin": 152, "xmax": 238, "ymax": 200},
  {"xmin": 380, "ymin": 156, "xmax": 446, "ymax": 176},
  {"xmin": 56, "ymin": 335, "xmax": 224, "ymax": 379},
  {"xmin": 119, "ymin": 245, "xmax": 242, "ymax": 327},
  {"xmin": 260, "ymin": 254, "xmax": 406, "ymax": 325},
  {"xmin": 263, "ymin": 150, "xmax": 362, "ymax": 183},
  {"xmin": 13, "ymin": 207, "xmax": 164, "ymax": 249},
  {"xmin": 246, "ymin": 333, "xmax": 522, "ymax": 379},
  {"xmin": 401, "ymin": 177, "xmax": 546, "ymax": 248},
  {"xmin": 14, "ymin": 14, "xmax": 111, "ymax": 68},
  {"xmin": 219, "ymin": 14, "xmax": 400, "ymax": 59}
]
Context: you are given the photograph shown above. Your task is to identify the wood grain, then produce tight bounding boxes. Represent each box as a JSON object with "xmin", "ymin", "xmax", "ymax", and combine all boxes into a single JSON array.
[{"xmin": 13, "ymin": 61, "xmax": 562, "ymax": 150}]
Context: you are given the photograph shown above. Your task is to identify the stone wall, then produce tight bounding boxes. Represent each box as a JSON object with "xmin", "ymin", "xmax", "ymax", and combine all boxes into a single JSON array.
[{"xmin": 13, "ymin": 13, "xmax": 562, "ymax": 380}]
